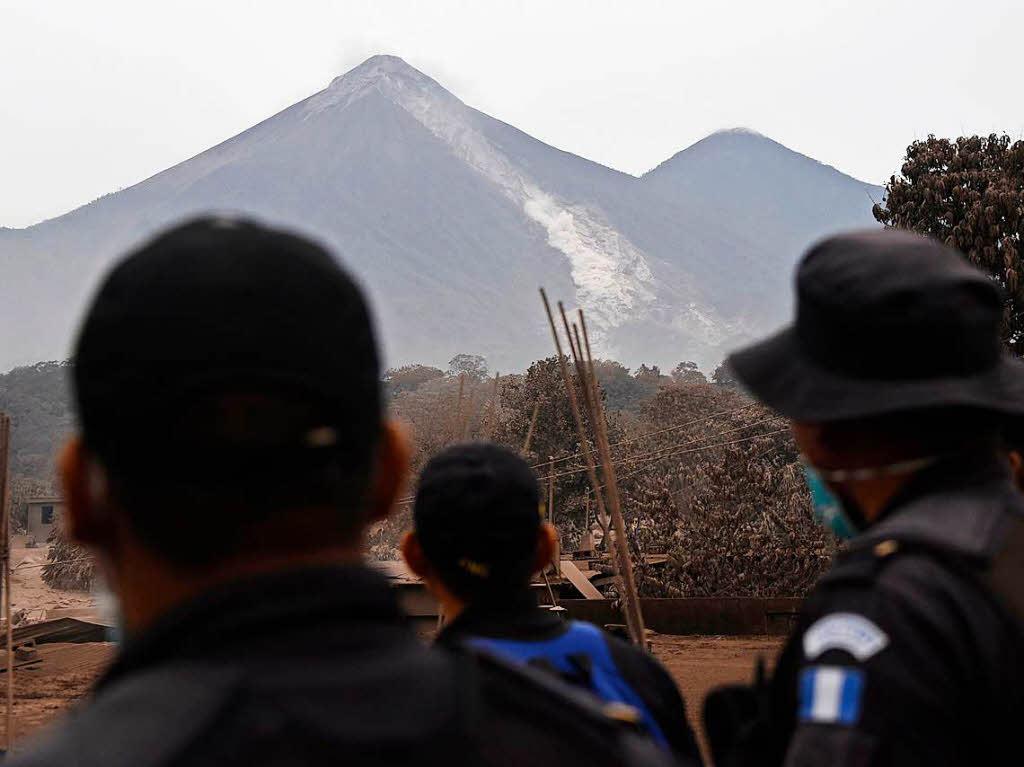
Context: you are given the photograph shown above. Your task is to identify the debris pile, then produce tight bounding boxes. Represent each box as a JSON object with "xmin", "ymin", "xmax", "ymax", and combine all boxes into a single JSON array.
[{"xmin": 41, "ymin": 528, "xmax": 95, "ymax": 592}]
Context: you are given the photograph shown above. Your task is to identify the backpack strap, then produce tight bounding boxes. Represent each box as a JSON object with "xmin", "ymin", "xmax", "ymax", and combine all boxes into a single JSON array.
[{"xmin": 451, "ymin": 646, "xmax": 680, "ymax": 766}]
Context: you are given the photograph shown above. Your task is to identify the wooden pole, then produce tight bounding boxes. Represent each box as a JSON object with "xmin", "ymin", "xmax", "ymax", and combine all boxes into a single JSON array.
[
  {"xmin": 538, "ymin": 289, "xmax": 637, "ymax": 643},
  {"xmin": 547, "ymin": 458, "xmax": 559, "ymax": 576},
  {"xmin": 576, "ymin": 313, "xmax": 646, "ymax": 641},
  {"xmin": 483, "ymin": 372, "xmax": 500, "ymax": 441},
  {"xmin": 555, "ymin": 303, "xmax": 641, "ymax": 644},
  {"xmin": 521, "ymin": 402, "xmax": 540, "ymax": 456},
  {"xmin": 451, "ymin": 374, "xmax": 466, "ymax": 443},
  {"xmin": 0, "ymin": 414, "xmax": 13, "ymax": 749},
  {"xmin": 547, "ymin": 458, "xmax": 555, "ymax": 526},
  {"xmin": 462, "ymin": 388, "xmax": 476, "ymax": 440}
]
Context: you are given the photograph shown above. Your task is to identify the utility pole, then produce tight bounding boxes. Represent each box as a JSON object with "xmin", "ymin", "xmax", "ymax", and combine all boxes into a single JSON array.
[
  {"xmin": 521, "ymin": 402, "xmax": 539, "ymax": 456},
  {"xmin": 547, "ymin": 457, "xmax": 559, "ymax": 576},
  {"xmin": 0, "ymin": 413, "xmax": 13, "ymax": 750}
]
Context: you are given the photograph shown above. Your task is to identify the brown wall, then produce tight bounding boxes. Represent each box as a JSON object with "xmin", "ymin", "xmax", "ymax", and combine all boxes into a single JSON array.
[{"xmin": 560, "ymin": 597, "xmax": 803, "ymax": 636}]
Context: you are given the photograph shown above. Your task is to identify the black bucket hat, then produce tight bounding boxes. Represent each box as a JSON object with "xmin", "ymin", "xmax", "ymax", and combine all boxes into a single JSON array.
[{"xmin": 727, "ymin": 229, "xmax": 1024, "ymax": 422}]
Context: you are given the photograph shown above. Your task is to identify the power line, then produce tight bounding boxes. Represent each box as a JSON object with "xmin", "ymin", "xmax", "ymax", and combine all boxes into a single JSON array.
[
  {"xmin": 393, "ymin": 420, "xmax": 789, "ymax": 506},
  {"xmin": 526, "ymin": 402, "xmax": 760, "ymax": 469},
  {"xmin": 534, "ymin": 416, "xmax": 786, "ymax": 483}
]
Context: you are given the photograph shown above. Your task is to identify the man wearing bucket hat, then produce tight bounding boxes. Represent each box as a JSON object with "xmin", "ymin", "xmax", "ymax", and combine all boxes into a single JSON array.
[{"xmin": 703, "ymin": 230, "xmax": 1024, "ymax": 767}]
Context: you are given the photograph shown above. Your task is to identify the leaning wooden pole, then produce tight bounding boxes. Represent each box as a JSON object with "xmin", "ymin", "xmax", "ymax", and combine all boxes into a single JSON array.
[
  {"xmin": 0, "ymin": 414, "xmax": 12, "ymax": 748},
  {"xmin": 539, "ymin": 289, "xmax": 638, "ymax": 643},
  {"xmin": 556, "ymin": 303, "xmax": 641, "ymax": 643},
  {"xmin": 577, "ymin": 313, "xmax": 646, "ymax": 641},
  {"xmin": 462, "ymin": 388, "xmax": 477, "ymax": 440},
  {"xmin": 521, "ymin": 402, "xmax": 540, "ymax": 456},
  {"xmin": 483, "ymin": 372, "xmax": 500, "ymax": 441},
  {"xmin": 451, "ymin": 374, "xmax": 466, "ymax": 443}
]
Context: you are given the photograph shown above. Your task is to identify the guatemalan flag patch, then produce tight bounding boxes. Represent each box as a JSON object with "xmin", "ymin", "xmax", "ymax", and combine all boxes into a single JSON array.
[{"xmin": 798, "ymin": 666, "xmax": 865, "ymax": 726}]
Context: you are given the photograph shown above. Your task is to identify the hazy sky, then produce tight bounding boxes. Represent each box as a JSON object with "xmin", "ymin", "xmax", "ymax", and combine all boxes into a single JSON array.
[{"xmin": 3, "ymin": 0, "xmax": 1022, "ymax": 228}]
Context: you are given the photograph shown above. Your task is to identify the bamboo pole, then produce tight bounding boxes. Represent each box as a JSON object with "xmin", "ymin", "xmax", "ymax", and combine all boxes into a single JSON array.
[
  {"xmin": 521, "ymin": 402, "xmax": 540, "ymax": 456},
  {"xmin": 451, "ymin": 374, "xmax": 466, "ymax": 443},
  {"xmin": 577, "ymin": 313, "xmax": 646, "ymax": 641},
  {"xmin": 0, "ymin": 414, "xmax": 12, "ymax": 749},
  {"xmin": 538, "ymin": 289, "xmax": 637, "ymax": 643},
  {"xmin": 462, "ymin": 388, "xmax": 477, "ymax": 440},
  {"xmin": 547, "ymin": 458, "xmax": 560, "ymax": 576},
  {"xmin": 483, "ymin": 372, "xmax": 500, "ymax": 441},
  {"xmin": 556, "ymin": 304, "xmax": 640, "ymax": 644}
]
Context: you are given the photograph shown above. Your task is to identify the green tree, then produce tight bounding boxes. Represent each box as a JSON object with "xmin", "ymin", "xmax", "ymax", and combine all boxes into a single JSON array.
[{"xmin": 873, "ymin": 134, "xmax": 1024, "ymax": 352}]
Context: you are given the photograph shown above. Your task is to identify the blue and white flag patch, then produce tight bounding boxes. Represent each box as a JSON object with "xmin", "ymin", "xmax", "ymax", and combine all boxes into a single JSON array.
[{"xmin": 798, "ymin": 666, "xmax": 865, "ymax": 726}]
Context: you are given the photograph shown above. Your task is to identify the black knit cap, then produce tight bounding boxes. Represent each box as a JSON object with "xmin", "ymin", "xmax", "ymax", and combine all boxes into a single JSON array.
[
  {"xmin": 72, "ymin": 216, "xmax": 382, "ymax": 475},
  {"xmin": 414, "ymin": 443, "xmax": 542, "ymax": 599}
]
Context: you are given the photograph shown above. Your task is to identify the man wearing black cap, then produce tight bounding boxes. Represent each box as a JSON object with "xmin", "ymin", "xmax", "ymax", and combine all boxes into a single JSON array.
[
  {"xmin": 14, "ymin": 217, "xmax": 673, "ymax": 767},
  {"xmin": 401, "ymin": 443, "xmax": 703, "ymax": 765},
  {"xmin": 704, "ymin": 230, "xmax": 1024, "ymax": 766}
]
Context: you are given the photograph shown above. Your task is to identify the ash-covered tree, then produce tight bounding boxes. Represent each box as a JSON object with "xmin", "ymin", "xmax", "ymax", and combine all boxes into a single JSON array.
[
  {"xmin": 492, "ymin": 357, "xmax": 620, "ymax": 549},
  {"xmin": 670, "ymin": 361, "xmax": 707, "ymax": 385},
  {"xmin": 873, "ymin": 134, "xmax": 1024, "ymax": 352},
  {"xmin": 495, "ymin": 357, "xmax": 587, "ymax": 464},
  {"xmin": 447, "ymin": 353, "xmax": 489, "ymax": 382},
  {"xmin": 618, "ymin": 384, "xmax": 831, "ymax": 597},
  {"xmin": 383, "ymin": 364, "xmax": 444, "ymax": 396},
  {"xmin": 711, "ymin": 361, "xmax": 741, "ymax": 390}
]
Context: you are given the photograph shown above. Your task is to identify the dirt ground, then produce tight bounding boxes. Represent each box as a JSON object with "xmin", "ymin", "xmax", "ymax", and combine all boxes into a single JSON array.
[
  {"xmin": 0, "ymin": 550, "xmax": 784, "ymax": 759},
  {"xmin": 1, "ymin": 643, "xmax": 115, "ymax": 752},
  {"xmin": 0, "ymin": 632, "xmax": 781, "ymax": 759},
  {"xmin": 652, "ymin": 634, "xmax": 783, "ymax": 762}
]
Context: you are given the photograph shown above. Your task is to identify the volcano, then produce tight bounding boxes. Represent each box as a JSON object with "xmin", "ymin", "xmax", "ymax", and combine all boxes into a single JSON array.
[{"xmin": 0, "ymin": 55, "xmax": 881, "ymax": 373}]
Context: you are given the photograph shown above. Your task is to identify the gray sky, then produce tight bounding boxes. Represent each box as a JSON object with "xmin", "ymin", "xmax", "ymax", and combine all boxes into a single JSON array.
[{"xmin": 3, "ymin": 0, "xmax": 1022, "ymax": 228}]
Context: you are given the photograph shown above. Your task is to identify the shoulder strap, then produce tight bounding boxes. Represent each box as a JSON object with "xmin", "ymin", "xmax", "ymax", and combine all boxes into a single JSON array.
[
  {"xmin": 453, "ymin": 646, "xmax": 678, "ymax": 766},
  {"xmin": 827, "ymin": 522, "xmax": 1024, "ymax": 638}
]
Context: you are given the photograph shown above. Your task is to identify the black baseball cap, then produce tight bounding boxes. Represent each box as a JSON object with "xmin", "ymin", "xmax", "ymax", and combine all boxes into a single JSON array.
[
  {"xmin": 413, "ymin": 443, "xmax": 542, "ymax": 599},
  {"xmin": 73, "ymin": 216, "xmax": 382, "ymax": 475}
]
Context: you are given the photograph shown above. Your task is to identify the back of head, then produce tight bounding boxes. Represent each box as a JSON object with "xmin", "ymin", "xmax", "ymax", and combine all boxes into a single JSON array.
[
  {"xmin": 414, "ymin": 443, "xmax": 541, "ymax": 600},
  {"xmin": 73, "ymin": 216, "xmax": 382, "ymax": 567}
]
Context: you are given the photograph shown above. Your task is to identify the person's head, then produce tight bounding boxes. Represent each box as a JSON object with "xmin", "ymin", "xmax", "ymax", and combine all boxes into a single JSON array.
[
  {"xmin": 401, "ymin": 443, "xmax": 556, "ymax": 618},
  {"xmin": 727, "ymin": 229, "xmax": 1024, "ymax": 533},
  {"xmin": 60, "ymin": 217, "xmax": 409, "ymax": 631}
]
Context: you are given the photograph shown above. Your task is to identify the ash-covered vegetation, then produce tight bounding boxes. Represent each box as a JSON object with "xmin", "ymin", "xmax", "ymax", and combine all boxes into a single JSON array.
[
  {"xmin": 374, "ymin": 355, "xmax": 831, "ymax": 598},
  {"xmin": 7, "ymin": 354, "xmax": 830, "ymax": 597}
]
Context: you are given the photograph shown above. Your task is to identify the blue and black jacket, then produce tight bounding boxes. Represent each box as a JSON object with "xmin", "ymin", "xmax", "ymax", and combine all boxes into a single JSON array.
[{"xmin": 438, "ymin": 590, "xmax": 704, "ymax": 765}]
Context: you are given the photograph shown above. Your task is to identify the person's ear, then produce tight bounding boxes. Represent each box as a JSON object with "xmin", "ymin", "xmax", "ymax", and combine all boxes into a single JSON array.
[
  {"xmin": 1009, "ymin": 450, "xmax": 1024, "ymax": 491},
  {"xmin": 533, "ymin": 522, "xmax": 558, "ymax": 573},
  {"xmin": 57, "ymin": 437, "xmax": 111, "ymax": 548},
  {"xmin": 368, "ymin": 420, "xmax": 411, "ymax": 522},
  {"xmin": 400, "ymin": 530, "xmax": 431, "ymax": 578}
]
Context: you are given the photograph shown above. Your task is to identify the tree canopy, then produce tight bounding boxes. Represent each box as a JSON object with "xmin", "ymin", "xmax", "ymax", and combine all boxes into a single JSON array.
[
  {"xmin": 447, "ymin": 353, "xmax": 489, "ymax": 381},
  {"xmin": 383, "ymin": 364, "xmax": 444, "ymax": 396},
  {"xmin": 873, "ymin": 133, "xmax": 1024, "ymax": 352},
  {"xmin": 671, "ymin": 361, "xmax": 707, "ymax": 385}
]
